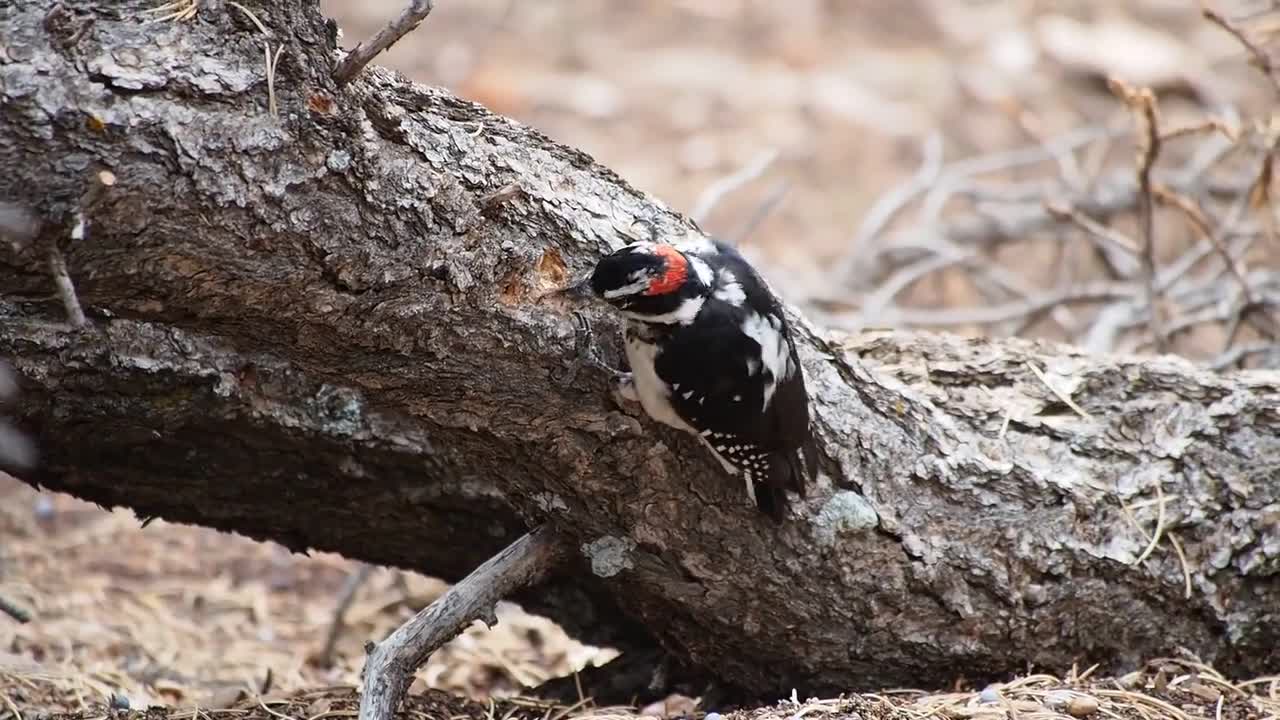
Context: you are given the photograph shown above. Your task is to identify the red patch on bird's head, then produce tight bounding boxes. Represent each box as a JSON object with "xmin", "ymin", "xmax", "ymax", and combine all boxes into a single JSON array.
[{"xmin": 644, "ymin": 244, "xmax": 688, "ymax": 295}]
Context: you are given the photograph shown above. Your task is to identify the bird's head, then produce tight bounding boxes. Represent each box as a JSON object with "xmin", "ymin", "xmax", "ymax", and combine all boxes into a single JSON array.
[{"xmin": 559, "ymin": 242, "xmax": 709, "ymax": 324}]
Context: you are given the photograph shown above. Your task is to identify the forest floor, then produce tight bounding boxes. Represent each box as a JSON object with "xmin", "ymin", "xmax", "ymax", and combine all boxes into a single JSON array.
[
  {"xmin": 2, "ymin": 477, "xmax": 1277, "ymax": 720},
  {"xmin": 4, "ymin": 0, "xmax": 1280, "ymax": 719}
]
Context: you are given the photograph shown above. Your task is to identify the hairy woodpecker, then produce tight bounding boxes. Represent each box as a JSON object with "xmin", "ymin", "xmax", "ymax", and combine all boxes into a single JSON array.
[{"xmin": 572, "ymin": 236, "xmax": 816, "ymax": 522}]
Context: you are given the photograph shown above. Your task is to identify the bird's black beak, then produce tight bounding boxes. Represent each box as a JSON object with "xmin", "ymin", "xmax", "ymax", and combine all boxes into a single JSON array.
[{"xmin": 552, "ymin": 274, "xmax": 595, "ymax": 302}]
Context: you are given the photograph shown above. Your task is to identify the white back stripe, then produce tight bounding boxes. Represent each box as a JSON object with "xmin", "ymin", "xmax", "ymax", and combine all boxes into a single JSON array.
[{"xmin": 741, "ymin": 311, "xmax": 790, "ymax": 410}]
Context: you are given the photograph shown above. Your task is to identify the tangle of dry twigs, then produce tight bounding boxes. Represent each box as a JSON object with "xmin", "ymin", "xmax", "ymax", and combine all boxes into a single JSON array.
[{"xmin": 823, "ymin": 4, "xmax": 1280, "ymax": 371}]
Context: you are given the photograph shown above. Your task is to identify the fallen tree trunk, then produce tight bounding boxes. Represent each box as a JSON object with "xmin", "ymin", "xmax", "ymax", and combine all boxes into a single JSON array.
[{"xmin": 2, "ymin": 0, "xmax": 1279, "ymax": 701}]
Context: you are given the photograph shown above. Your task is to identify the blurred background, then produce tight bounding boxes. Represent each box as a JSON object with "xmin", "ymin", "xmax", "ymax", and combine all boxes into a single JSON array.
[{"xmin": 3, "ymin": 0, "xmax": 1277, "ymax": 711}]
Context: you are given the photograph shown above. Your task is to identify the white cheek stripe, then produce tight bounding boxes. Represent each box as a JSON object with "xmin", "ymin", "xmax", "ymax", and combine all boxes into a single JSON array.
[
  {"xmin": 604, "ymin": 278, "xmax": 651, "ymax": 299},
  {"xmin": 622, "ymin": 295, "xmax": 706, "ymax": 325}
]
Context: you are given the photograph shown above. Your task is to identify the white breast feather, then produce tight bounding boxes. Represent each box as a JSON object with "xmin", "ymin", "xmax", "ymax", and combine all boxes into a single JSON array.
[
  {"xmin": 623, "ymin": 322, "xmax": 753, "ymax": 502},
  {"xmin": 624, "ymin": 323, "xmax": 694, "ymax": 433}
]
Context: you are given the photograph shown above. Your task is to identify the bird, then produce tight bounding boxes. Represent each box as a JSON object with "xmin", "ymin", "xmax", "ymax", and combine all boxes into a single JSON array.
[{"xmin": 568, "ymin": 235, "xmax": 816, "ymax": 522}]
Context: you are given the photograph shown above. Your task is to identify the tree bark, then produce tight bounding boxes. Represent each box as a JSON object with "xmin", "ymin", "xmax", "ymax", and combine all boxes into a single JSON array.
[{"xmin": 2, "ymin": 0, "xmax": 1279, "ymax": 700}]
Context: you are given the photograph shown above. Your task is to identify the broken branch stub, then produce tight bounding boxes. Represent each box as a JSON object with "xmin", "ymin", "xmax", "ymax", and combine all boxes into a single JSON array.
[{"xmin": 359, "ymin": 527, "xmax": 569, "ymax": 720}]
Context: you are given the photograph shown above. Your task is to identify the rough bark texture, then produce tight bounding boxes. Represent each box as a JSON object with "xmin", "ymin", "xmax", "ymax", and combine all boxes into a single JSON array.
[{"xmin": 2, "ymin": 0, "xmax": 1279, "ymax": 700}]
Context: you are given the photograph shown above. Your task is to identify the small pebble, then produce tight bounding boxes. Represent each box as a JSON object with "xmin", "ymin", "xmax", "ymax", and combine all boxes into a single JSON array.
[
  {"xmin": 1046, "ymin": 690, "xmax": 1099, "ymax": 717},
  {"xmin": 1066, "ymin": 695, "xmax": 1099, "ymax": 717}
]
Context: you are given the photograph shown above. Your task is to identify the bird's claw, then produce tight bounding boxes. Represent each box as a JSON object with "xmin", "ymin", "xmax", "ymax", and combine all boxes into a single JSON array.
[
  {"xmin": 615, "ymin": 373, "xmax": 638, "ymax": 403},
  {"xmin": 555, "ymin": 311, "xmax": 628, "ymax": 390}
]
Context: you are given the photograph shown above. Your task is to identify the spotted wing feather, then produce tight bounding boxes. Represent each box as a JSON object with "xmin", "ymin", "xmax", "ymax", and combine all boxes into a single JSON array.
[{"xmin": 653, "ymin": 246, "xmax": 814, "ymax": 521}]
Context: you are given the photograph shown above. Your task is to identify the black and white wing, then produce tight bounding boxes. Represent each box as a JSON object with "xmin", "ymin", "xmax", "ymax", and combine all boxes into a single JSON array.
[{"xmin": 654, "ymin": 303, "xmax": 812, "ymax": 522}]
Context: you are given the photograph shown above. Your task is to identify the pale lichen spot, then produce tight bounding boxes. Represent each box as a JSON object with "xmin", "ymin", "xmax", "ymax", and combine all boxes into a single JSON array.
[
  {"xmin": 582, "ymin": 535, "xmax": 637, "ymax": 578},
  {"xmin": 813, "ymin": 490, "xmax": 879, "ymax": 547}
]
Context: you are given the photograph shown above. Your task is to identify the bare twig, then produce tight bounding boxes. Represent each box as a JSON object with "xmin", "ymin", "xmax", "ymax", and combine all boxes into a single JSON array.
[
  {"xmin": 1155, "ymin": 185, "xmax": 1280, "ymax": 341},
  {"xmin": 1109, "ymin": 78, "xmax": 1168, "ymax": 352},
  {"xmin": 840, "ymin": 127, "xmax": 1123, "ymax": 287},
  {"xmin": 333, "ymin": 0, "xmax": 436, "ymax": 87},
  {"xmin": 731, "ymin": 178, "xmax": 791, "ymax": 245},
  {"xmin": 358, "ymin": 525, "xmax": 568, "ymax": 720},
  {"xmin": 690, "ymin": 148, "xmax": 779, "ymax": 224},
  {"xmin": 317, "ymin": 563, "xmax": 375, "ymax": 668},
  {"xmin": 47, "ymin": 245, "xmax": 86, "ymax": 328},
  {"xmin": 1045, "ymin": 200, "xmax": 1142, "ymax": 259},
  {"xmin": 870, "ymin": 166, "xmax": 1249, "ymax": 269},
  {"xmin": 824, "ymin": 8, "xmax": 1279, "ymax": 370},
  {"xmin": 839, "ymin": 281, "xmax": 1135, "ymax": 329},
  {"xmin": 858, "ymin": 246, "xmax": 978, "ymax": 322},
  {"xmin": 0, "ymin": 593, "xmax": 32, "ymax": 623},
  {"xmin": 1160, "ymin": 116, "xmax": 1238, "ymax": 143},
  {"xmin": 837, "ymin": 131, "xmax": 944, "ymax": 283},
  {"xmin": 1023, "ymin": 361, "xmax": 1093, "ymax": 422},
  {"xmin": 1211, "ymin": 341, "xmax": 1279, "ymax": 370},
  {"xmin": 1202, "ymin": 4, "xmax": 1280, "ymax": 97}
]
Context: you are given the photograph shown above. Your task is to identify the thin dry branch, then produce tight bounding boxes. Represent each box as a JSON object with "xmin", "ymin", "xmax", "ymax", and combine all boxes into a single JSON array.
[
  {"xmin": 1045, "ymin": 200, "xmax": 1141, "ymax": 258},
  {"xmin": 46, "ymin": 245, "xmax": 85, "ymax": 329},
  {"xmin": 1202, "ymin": 4, "xmax": 1280, "ymax": 97},
  {"xmin": 831, "ymin": 5, "xmax": 1280, "ymax": 370},
  {"xmin": 332, "ymin": 0, "xmax": 436, "ymax": 87},
  {"xmin": 690, "ymin": 149, "xmax": 779, "ymax": 225},
  {"xmin": 317, "ymin": 564, "xmax": 375, "ymax": 669},
  {"xmin": 1154, "ymin": 185, "xmax": 1280, "ymax": 341},
  {"xmin": 0, "ymin": 593, "xmax": 32, "ymax": 623},
  {"xmin": 866, "ymin": 281, "xmax": 1135, "ymax": 328},
  {"xmin": 358, "ymin": 526, "xmax": 569, "ymax": 720},
  {"xmin": 732, "ymin": 178, "xmax": 791, "ymax": 244},
  {"xmin": 838, "ymin": 126, "xmax": 1115, "ymax": 284},
  {"xmin": 1108, "ymin": 78, "xmax": 1167, "ymax": 351}
]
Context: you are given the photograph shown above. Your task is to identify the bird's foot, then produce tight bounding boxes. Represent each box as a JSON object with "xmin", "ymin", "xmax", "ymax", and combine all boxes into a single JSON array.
[
  {"xmin": 556, "ymin": 311, "xmax": 629, "ymax": 390},
  {"xmin": 615, "ymin": 373, "xmax": 638, "ymax": 402}
]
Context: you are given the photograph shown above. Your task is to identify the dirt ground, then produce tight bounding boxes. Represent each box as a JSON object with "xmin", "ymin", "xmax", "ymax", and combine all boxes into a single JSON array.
[{"xmin": 4, "ymin": 0, "xmax": 1280, "ymax": 718}]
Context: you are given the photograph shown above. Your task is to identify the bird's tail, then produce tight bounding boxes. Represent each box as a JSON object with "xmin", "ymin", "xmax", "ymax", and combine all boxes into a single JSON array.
[
  {"xmin": 754, "ymin": 477, "xmax": 789, "ymax": 524},
  {"xmin": 758, "ymin": 441, "xmax": 818, "ymax": 523}
]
